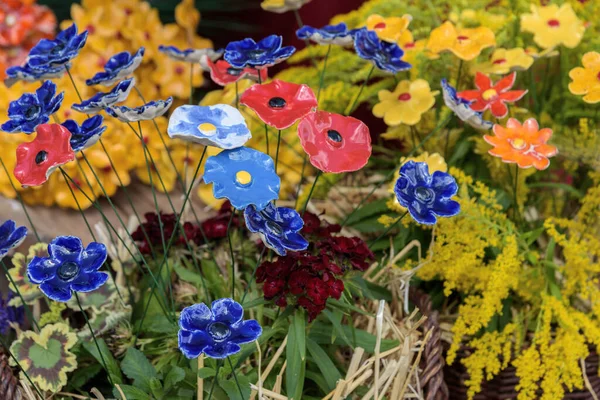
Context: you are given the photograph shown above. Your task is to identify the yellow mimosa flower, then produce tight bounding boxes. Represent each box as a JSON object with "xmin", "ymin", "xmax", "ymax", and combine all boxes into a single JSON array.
[
  {"xmin": 427, "ymin": 21, "xmax": 495, "ymax": 61},
  {"xmin": 373, "ymin": 79, "xmax": 438, "ymax": 126},
  {"xmin": 520, "ymin": 4, "xmax": 585, "ymax": 49},
  {"xmin": 569, "ymin": 52, "xmax": 600, "ymax": 104}
]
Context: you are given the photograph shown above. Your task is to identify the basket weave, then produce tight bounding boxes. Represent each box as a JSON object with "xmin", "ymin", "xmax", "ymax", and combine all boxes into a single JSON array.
[{"xmin": 0, "ymin": 350, "xmax": 21, "ymax": 400}]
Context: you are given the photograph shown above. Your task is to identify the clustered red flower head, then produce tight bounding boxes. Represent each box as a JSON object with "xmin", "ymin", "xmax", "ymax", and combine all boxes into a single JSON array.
[
  {"xmin": 200, "ymin": 201, "xmax": 239, "ymax": 240},
  {"xmin": 256, "ymin": 211, "xmax": 374, "ymax": 321}
]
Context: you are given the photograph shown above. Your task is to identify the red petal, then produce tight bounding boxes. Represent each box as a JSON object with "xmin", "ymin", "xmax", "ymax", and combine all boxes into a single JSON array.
[
  {"xmin": 457, "ymin": 90, "xmax": 481, "ymax": 101},
  {"xmin": 498, "ymin": 90, "xmax": 527, "ymax": 103},
  {"xmin": 490, "ymin": 101, "xmax": 508, "ymax": 118},
  {"xmin": 474, "ymin": 72, "xmax": 492, "ymax": 91},
  {"xmin": 494, "ymin": 72, "xmax": 517, "ymax": 92}
]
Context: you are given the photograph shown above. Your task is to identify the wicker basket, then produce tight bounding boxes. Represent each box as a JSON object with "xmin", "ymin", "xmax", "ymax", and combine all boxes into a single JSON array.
[{"xmin": 0, "ymin": 350, "xmax": 22, "ymax": 400}]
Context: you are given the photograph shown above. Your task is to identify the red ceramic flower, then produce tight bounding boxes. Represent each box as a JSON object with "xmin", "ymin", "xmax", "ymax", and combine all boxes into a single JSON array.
[
  {"xmin": 14, "ymin": 124, "xmax": 74, "ymax": 187},
  {"xmin": 240, "ymin": 79, "xmax": 317, "ymax": 129},
  {"xmin": 206, "ymin": 58, "xmax": 268, "ymax": 86},
  {"xmin": 457, "ymin": 72, "xmax": 527, "ymax": 118},
  {"xmin": 297, "ymin": 111, "xmax": 372, "ymax": 173}
]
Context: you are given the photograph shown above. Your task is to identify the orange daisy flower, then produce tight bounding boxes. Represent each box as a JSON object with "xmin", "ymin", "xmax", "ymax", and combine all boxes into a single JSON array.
[{"xmin": 484, "ymin": 118, "xmax": 558, "ymax": 170}]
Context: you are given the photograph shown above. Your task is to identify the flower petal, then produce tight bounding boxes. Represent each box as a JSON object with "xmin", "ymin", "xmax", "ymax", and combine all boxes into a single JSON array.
[
  {"xmin": 27, "ymin": 256, "xmax": 59, "ymax": 283},
  {"xmin": 180, "ymin": 303, "xmax": 213, "ymax": 331},
  {"xmin": 474, "ymin": 72, "xmax": 492, "ymax": 91},
  {"xmin": 211, "ymin": 298, "xmax": 244, "ymax": 325},
  {"xmin": 494, "ymin": 72, "xmax": 516, "ymax": 92},
  {"xmin": 203, "ymin": 342, "xmax": 241, "ymax": 359},
  {"xmin": 71, "ymin": 271, "xmax": 109, "ymax": 292},
  {"xmin": 79, "ymin": 242, "xmax": 107, "ymax": 273},
  {"xmin": 40, "ymin": 278, "xmax": 73, "ymax": 302},
  {"xmin": 178, "ymin": 330, "xmax": 213, "ymax": 359},
  {"xmin": 230, "ymin": 319, "xmax": 262, "ymax": 345},
  {"xmin": 49, "ymin": 236, "xmax": 83, "ymax": 262}
]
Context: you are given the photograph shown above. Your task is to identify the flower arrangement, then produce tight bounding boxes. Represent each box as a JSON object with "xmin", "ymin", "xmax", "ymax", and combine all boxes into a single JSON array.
[{"xmin": 0, "ymin": 0, "xmax": 599, "ymax": 399}]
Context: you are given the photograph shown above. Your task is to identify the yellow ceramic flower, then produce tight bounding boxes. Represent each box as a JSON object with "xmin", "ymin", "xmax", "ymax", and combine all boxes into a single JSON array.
[
  {"xmin": 151, "ymin": 54, "xmax": 204, "ymax": 99},
  {"xmin": 261, "ymin": 0, "xmax": 311, "ymax": 14},
  {"xmin": 472, "ymin": 48, "xmax": 534, "ymax": 75},
  {"xmin": 123, "ymin": 3, "xmax": 180, "ymax": 59},
  {"xmin": 373, "ymin": 79, "xmax": 438, "ymax": 126},
  {"xmin": 175, "ymin": 0, "xmax": 200, "ymax": 37},
  {"xmin": 426, "ymin": 21, "xmax": 495, "ymax": 61},
  {"xmin": 520, "ymin": 4, "xmax": 585, "ymax": 49},
  {"xmin": 524, "ymin": 46, "xmax": 559, "ymax": 59},
  {"xmin": 569, "ymin": 52, "xmax": 600, "ymax": 104},
  {"xmin": 366, "ymin": 14, "xmax": 413, "ymax": 45}
]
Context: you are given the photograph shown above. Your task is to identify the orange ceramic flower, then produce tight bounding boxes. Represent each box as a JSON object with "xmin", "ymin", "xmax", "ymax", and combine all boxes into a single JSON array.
[
  {"xmin": 484, "ymin": 118, "xmax": 557, "ymax": 170},
  {"xmin": 568, "ymin": 52, "xmax": 600, "ymax": 104},
  {"xmin": 520, "ymin": 4, "xmax": 585, "ymax": 50},
  {"xmin": 426, "ymin": 21, "xmax": 495, "ymax": 61},
  {"xmin": 366, "ymin": 14, "xmax": 413, "ymax": 45}
]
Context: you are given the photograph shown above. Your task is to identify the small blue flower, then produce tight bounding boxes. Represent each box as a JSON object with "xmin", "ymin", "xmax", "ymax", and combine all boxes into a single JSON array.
[
  {"xmin": 4, "ymin": 63, "xmax": 67, "ymax": 88},
  {"xmin": 0, "ymin": 293, "xmax": 24, "ymax": 335},
  {"xmin": 394, "ymin": 161, "xmax": 460, "ymax": 225},
  {"xmin": 27, "ymin": 23, "xmax": 88, "ymax": 69},
  {"xmin": 353, "ymin": 28, "xmax": 411, "ymax": 73},
  {"xmin": 203, "ymin": 147, "xmax": 280, "ymax": 210},
  {"xmin": 62, "ymin": 115, "xmax": 107, "ymax": 152},
  {"xmin": 296, "ymin": 23, "xmax": 357, "ymax": 47},
  {"xmin": 178, "ymin": 298, "xmax": 262, "ymax": 359},
  {"xmin": 106, "ymin": 97, "xmax": 173, "ymax": 123},
  {"xmin": 72, "ymin": 78, "xmax": 135, "ymax": 114},
  {"xmin": 441, "ymin": 79, "xmax": 493, "ymax": 130},
  {"xmin": 86, "ymin": 47, "xmax": 145, "ymax": 86},
  {"xmin": 158, "ymin": 45, "xmax": 223, "ymax": 65},
  {"xmin": 27, "ymin": 236, "xmax": 109, "ymax": 302},
  {"xmin": 244, "ymin": 202, "xmax": 308, "ymax": 256},
  {"xmin": 168, "ymin": 104, "xmax": 251, "ymax": 149},
  {"xmin": 0, "ymin": 220, "xmax": 27, "ymax": 261},
  {"xmin": 0, "ymin": 80, "xmax": 64, "ymax": 134},
  {"xmin": 224, "ymin": 35, "xmax": 295, "ymax": 69}
]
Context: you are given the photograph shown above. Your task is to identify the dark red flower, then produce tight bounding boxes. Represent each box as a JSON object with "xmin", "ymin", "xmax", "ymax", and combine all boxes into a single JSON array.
[
  {"xmin": 301, "ymin": 211, "xmax": 341, "ymax": 237},
  {"xmin": 297, "ymin": 297, "xmax": 326, "ymax": 321},
  {"xmin": 206, "ymin": 58, "xmax": 268, "ymax": 86},
  {"xmin": 317, "ymin": 236, "xmax": 375, "ymax": 271},
  {"xmin": 457, "ymin": 72, "xmax": 527, "ymax": 118},
  {"xmin": 14, "ymin": 123, "xmax": 74, "ymax": 187},
  {"xmin": 240, "ymin": 79, "xmax": 317, "ymax": 129},
  {"xmin": 199, "ymin": 201, "xmax": 239, "ymax": 240},
  {"xmin": 298, "ymin": 111, "xmax": 372, "ymax": 173},
  {"xmin": 132, "ymin": 212, "xmax": 196, "ymax": 254}
]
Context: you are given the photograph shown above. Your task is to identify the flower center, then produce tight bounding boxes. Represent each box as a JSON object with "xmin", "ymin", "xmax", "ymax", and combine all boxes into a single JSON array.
[
  {"xmin": 398, "ymin": 93, "xmax": 411, "ymax": 101},
  {"xmin": 404, "ymin": 42, "xmax": 415, "ymax": 49},
  {"xmin": 414, "ymin": 186, "xmax": 435, "ymax": 203},
  {"xmin": 511, "ymin": 138, "xmax": 527, "ymax": 150},
  {"xmin": 326, "ymin": 129, "xmax": 343, "ymax": 147},
  {"xmin": 5, "ymin": 14, "xmax": 16, "ymax": 26},
  {"xmin": 57, "ymin": 262, "xmax": 80, "ymax": 281},
  {"xmin": 547, "ymin": 19, "xmax": 560, "ymax": 27},
  {"xmin": 482, "ymin": 89, "xmax": 498, "ymax": 101},
  {"xmin": 456, "ymin": 35, "xmax": 469, "ymax": 42},
  {"xmin": 235, "ymin": 170, "xmax": 252, "ymax": 186},
  {"xmin": 50, "ymin": 43, "xmax": 65, "ymax": 55},
  {"xmin": 175, "ymin": 66, "xmax": 185, "ymax": 75},
  {"xmin": 597, "ymin": 71, "xmax": 600, "ymax": 81},
  {"xmin": 265, "ymin": 220, "xmax": 283, "ymax": 236},
  {"xmin": 35, "ymin": 150, "xmax": 48, "ymax": 165},
  {"xmin": 493, "ymin": 58, "xmax": 507, "ymax": 65},
  {"xmin": 268, "ymin": 97, "xmax": 287, "ymax": 109},
  {"xmin": 226, "ymin": 67, "xmax": 243, "ymax": 76},
  {"xmin": 208, "ymin": 322, "xmax": 231, "ymax": 342},
  {"xmin": 25, "ymin": 105, "xmax": 41, "ymax": 120},
  {"xmin": 248, "ymin": 49, "xmax": 265, "ymax": 60},
  {"xmin": 198, "ymin": 123, "xmax": 217, "ymax": 136},
  {"xmin": 85, "ymin": 24, "xmax": 96, "ymax": 35},
  {"xmin": 374, "ymin": 22, "xmax": 387, "ymax": 29}
]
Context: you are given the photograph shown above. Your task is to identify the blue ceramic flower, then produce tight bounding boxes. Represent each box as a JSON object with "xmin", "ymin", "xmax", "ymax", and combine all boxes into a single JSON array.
[
  {"xmin": 244, "ymin": 202, "xmax": 308, "ymax": 256},
  {"xmin": 0, "ymin": 293, "xmax": 24, "ymax": 335},
  {"xmin": 394, "ymin": 161, "xmax": 460, "ymax": 225},
  {"xmin": 178, "ymin": 298, "xmax": 262, "ymax": 359},
  {"xmin": 27, "ymin": 23, "xmax": 88, "ymax": 69},
  {"xmin": 62, "ymin": 115, "xmax": 107, "ymax": 152},
  {"xmin": 224, "ymin": 35, "xmax": 295, "ymax": 69},
  {"xmin": 167, "ymin": 104, "xmax": 251, "ymax": 149},
  {"xmin": 27, "ymin": 236, "xmax": 109, "ymax": 302},
  {"xmin": 158, "ymin": 45, "xmax": 223, "ymax": 65},
  {"xmin": 0, "ymin": 220, "xmax": 27, "ymax": 261},
  {"xmin": 353, "ymin": 28, "xmax": 411, "ymax": 73},
  {"xmin": 441, "ymin": 79, "xmax": 493, "ymax": 130},
  {"xmin": 203, "ymin": 147, "xmax": 280, "ymax": 210},
  {"xmin": 296, "ymin": 23, "xmax": 357, "ymax": 47},
  {"xmin": 86, "ymin": 47, "xmax": 145, "ymax": 86},
  {"xmin": 0, "ymin": 80, "xmax": 64, "ymax": 134},
  {"xmin": 4, "ymin": 63, "xmax": 66, "ymax": 88},
  {"xmin": 106, "ymin": 97, "xmax": 173, "ymax": 123},
  {"xmin": 72, "ymin": 78, "xmax": 135, "ymax": 114}
]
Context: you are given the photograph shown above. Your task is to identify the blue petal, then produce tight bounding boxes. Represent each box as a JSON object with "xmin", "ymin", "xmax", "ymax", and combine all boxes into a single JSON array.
[
  {"xmin": 258, "ymin": 35, "xmax": 282, "ymax": 51},
  {"xmin": 407, "ymin": 203, "xmax": 437, "ymax": 225},
  {"xmin": 27, "ymin": 257, "xmax": 58, "ymax": 283},
  {"xmin": 431, "ymin": 171, "xmax": 458, "ymax": 199},
  {"xmin": 400, "ymin": 161, "xmax": 431, "ymax": 186},
  {"xmin": 432, "ymin": 199, "xmax": 460, "ymax": 218},
  {"xmin": 0, "ymin": 220, "xmax": 16, "ymax": 241},
  {"xmin": 49, "ymin": 236, "xmax": 83, "ymax": 263},
  {"xmin": 179, "ymin": 303, "xmax": 213, "ymax": 331},
  {"xmin": 40, "ymin": 278, "xmax": 73, "ymax": 302},
  {"xmin": 79, "ymin": 242, "xmax": 107, "ymax": 273},
  {"xmin": 71, "ymin": 271, "xmax": 109, "ymax": 292},
  {"xmin": 35, "ymin": 80, "xmax": 57, "ymax": 105},
  {"xmin": 178, "ymin": 330, "xmax": 213, "ymax": 359},
  {"xmin": 0, "ymin": 120, "xmax": 24, "ymax": 133},
  {"xmin": 203, "ymin": 342, "xmax": 241, "ymax": 359},
  {"xmin": 230, "ymin": 319, "xmax": 262, "ymax": 345},
  {"xmin": 211, "ymin": 298, "xmax": 243, "ymax": 325}
]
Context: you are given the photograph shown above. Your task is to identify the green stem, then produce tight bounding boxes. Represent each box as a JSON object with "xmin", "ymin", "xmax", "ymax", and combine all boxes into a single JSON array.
[
  {"xmin": 294, "ymin": 155, "xmax": 308, "ymax": 210},
  {"xmin": 226, "ymin": 209, "xmax": 236, "ymax": 299},
  {"xmin": 207, "ymin": 360, "xmax": 222, "ymax": 400},
  {"xmin": 514, "ymin": 165, "xmax": 519, "ymax": 221},
  {"xmin": 241, "ymin": 246, "xmax": 267, "ymax": 305},
  {"xmin": 302, "ymin": 171, "xmax": 321, "ymax": 216},
  {"xmin": 228, "ymin": 356, "xmax": 245, "ymax": 399},
  {"xmin": 317, "ymin": 44, "xmax": 332, "ymax": 102},
  {"xmin": 345, "ymin": 65, "xmax": 375, "ymax": 116},
  {"xmin": 368, "ymin": 212, "xmax": 408, "ymax": 247},
  {"xmin": 275, "ymin": 130, "xmax": 282, "ymax": 174}
]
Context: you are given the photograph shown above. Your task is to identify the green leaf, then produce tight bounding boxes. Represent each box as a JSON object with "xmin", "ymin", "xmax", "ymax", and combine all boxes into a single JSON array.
[
  {"xmin": 143, "ymin": 314, "xmax": 178, "ymax": 334},
  {"xmin": 345, "ymin": 198, "xmax": 390, "ymax": 227},
  {"xmin": 322, "ymin": 309, "xmax": 352, "ymax": 347},
  {"xmin": 286, "ymin": 311, "xmax": 306, "ymax": 400},
  {"xmin": 174, "ymin": 263, "xmax": 205, "ymax": 286},
  {"xmin": 197, "ymin": 367, "xmax": 216, "ymax": 379},
  {"xmin": 293, "ymin": 309, "xmax": 306, "ymax": 359},
  {"xmin": 309, "ymin": 324, "xmax": 398, "ymax": 353},
  {"xmin": 114, "ymin": 384, "xmax": 152, "ymax": 400},
  {"xmin": 306, "ymin": 338, "xmax": 342, "ymax": 391},
  {"xmin": 528, "ymin": 182, "xmax": 583, "ymax": 198},
  {"xmin": 121, "ymin": 348, "xmax": 158, "ymax": 392},
  {"xmin": 350, "ymin": 276, "xmax": 392, "ymax": 301},
  {"xmin": 219, "ymin": 375, "xmax": 251, "ymax": 400},
  {"xmin": 149, "ymin": 377, "xmax": 164, "ymax": 399},
  {"xmin": 83, "ymin": 339, "xmax": 123, "ymax": 384},
  {"xmin": 241, "ymin": 297, "xmax": 270, "ymax": 309},
  {"xmin": 164, "ymin": 366, "xmax": 186, "ymax": 392},
  {"xmin": 328, "ymin": 298, "xmax": 373, "ymax": 317},
  {"xmin": 68, "ymin": 364, "xmax": 101, "ymax": 389}
]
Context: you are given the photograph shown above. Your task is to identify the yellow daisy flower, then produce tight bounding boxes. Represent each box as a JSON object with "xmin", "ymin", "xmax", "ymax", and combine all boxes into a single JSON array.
[
  {"xmin": 520, "ymin": 4, "xmax": 585, "ymax": 49},
  {"xmin": 569, "ymin": 52, "xmax": 600, "ymax": 104},
  {"xmin": 426, "ymin": 21, "xmax": 495, "ymax": 61},
  {"xmin": 260, "ymin": 0, "xmax": 311, "ymax": 14},
  {"xmin": 472, "ymin": 48, "xmax": 534, "ymax": 75},
  {"xmin": 373, "ymin": 79, "xmax": 438, "ymax": 126},
  {"xmin": 365, "ymin": 14, "xmax": 413, "ymax": 45}
]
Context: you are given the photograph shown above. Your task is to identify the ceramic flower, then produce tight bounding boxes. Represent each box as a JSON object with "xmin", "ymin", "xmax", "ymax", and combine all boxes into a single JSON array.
[
  {"xmin": 426, "ymin": 21, "xmax": 495, "ymax": 61},
  {"xmin": 203, "ymin": 147, "xmax": 280, "ymax": 210},
  {"xmin": 457, "ymin": 72, "xmax": 527, "ymax": 119},
  {"xmin": 441, "ymin": 79, "xmax": 493, "ymax": 130},
  {"xmin": 296, "ymin": 23, "xmax": 356, "ymax": 47},
  {"xmin": 14, "ymin": 124, "xmax": 75, "ymax": 187},
  {"xmin": 206, "ymin": 58, "xmax": 268, "ymax": 86},
  {"xmin": 353, "ymin": 28, "xmax": 411, "ymax": 73},
  {"xmin": 1, "ymin": 80, "xmax": 64, "ymax": 134},
  {"xmin": 472, "ymin": 48, "xmax": 534, "ymax": 75},
  {"xmin": 224, "ymin": 35, "xmax": 295, "ymax": 69},
  {"xmin": 5, "ymin": 63, "xmax": 66, "ymax": 88},
  {"xmin": 0, "ymin": 220, "xmax": 27, "ymax": 261},
  {"xmin": 72, "ymin": 78, "xmax": 135, "ymax": 114},
  {"xmin": 106, "ymin": 97, "xmax": 173, "ymax": 123},
  {"xmin": 240, "ymin": 79, "xmax": 317, "ymax": 129},
  {"xmin": 373, "ymin": 79, "xmax": 437, "ymax": 126},
  {"xmin": 178, "ymin": 298, "xmax": 262, "ymax": 359},
  {"xmin": 520, "ymin": 4, "xmax": 585, "ymax": 50},
  {"xmin": 260, "ymin": 0, "xmax": 311, "ymax": 14},
  {"xmin": 394, "ymin": 161, "xmax": 460, "ymax": 225},
  {"xmin": 0, "ymin": 0, "xmax": 55, "ymax": 48},
  {"xmin": 297, "ymin": 111, "xmax": 371, "ymax": 173},
  {"xmin": 27, "ymin": 23, "xmax": 88, "ymax": 69},
  {"xmin": 365, "ymin": 14, "xmax": 413, "ymax": 45},
  {"xmin": 568, "ymin": 52, "xmax": 600, "ymax": 104},
  {"xmin": 158, "ymin": 45, "xmax": 223, "ymax": 64},
  {"xmin": 167, "ymin": 104, "xmax": 251, "ymax": 149},
  {"xmin": 0, "ymin": 293, "xmax": 24, "ymax": 335},
  {"xmin": 483, "ymin": 118, "xmax": 558, "ymax": 170},
  {"xmin": 244, "ymin": 202, "xmax": 308, "ymax": 256},
  {"xmin": 61, "ymin": 115, "xmax": 107, "ymax": 152},
  {"xmin": 85, "ymin": 47, "xmax": 144, "ymax": 86}
]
